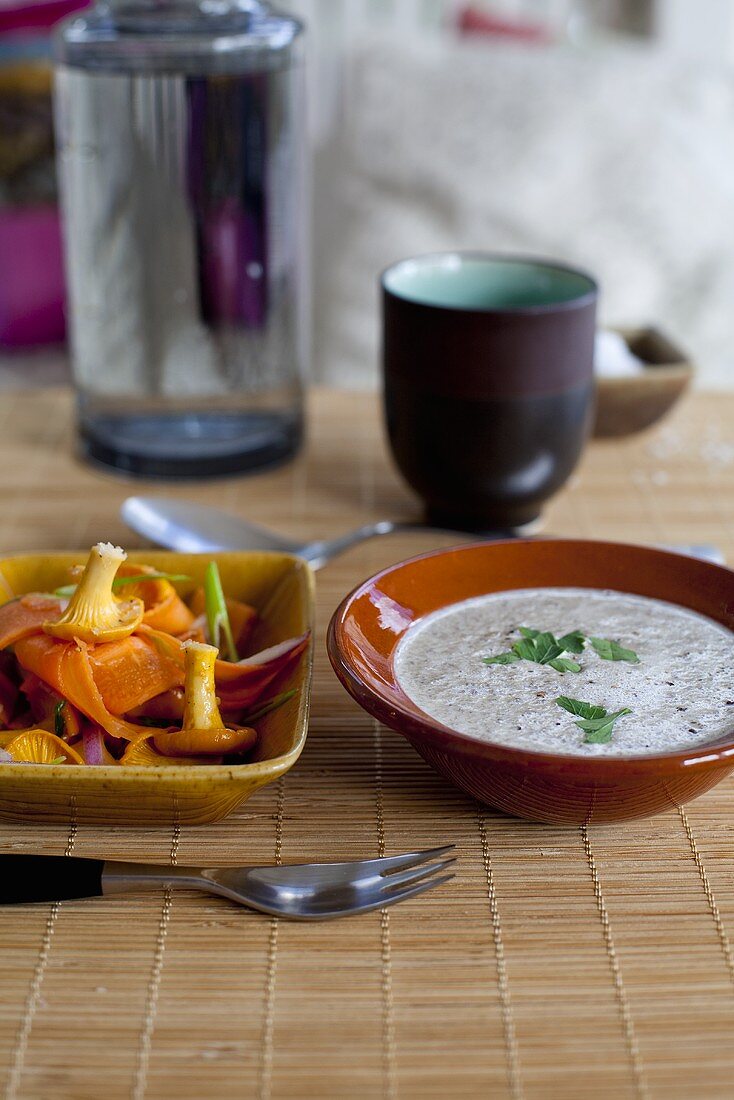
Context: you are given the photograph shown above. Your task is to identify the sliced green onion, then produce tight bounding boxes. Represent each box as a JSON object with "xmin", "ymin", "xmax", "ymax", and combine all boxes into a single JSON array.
[
  {"xmin": 204, "ymin": 561, "xmax": 238, "ymax": 663},
  {"xmin": 54, "ymin": 571, "xmax": 191, "ymax": 599},
  {"xmin": 242, "ymin": 689, "xmax": 297, "ymax": 725},
  {"xmin": 144, "ymin": 630, "xmax": 183, "ymax": 662},
  {"xmin": 52, "ymin": 585, "xmax": 76, "ymax": 598},
  {"xmin": 113, "ymin": 572, "xmax": 191, "ymax": 589},
  {"xmin": 53, "ymin": 700, "xmax": 66, "ymax": 738}
]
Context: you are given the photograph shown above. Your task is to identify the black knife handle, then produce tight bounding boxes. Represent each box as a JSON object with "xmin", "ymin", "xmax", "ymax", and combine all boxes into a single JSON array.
[{"xmin": 0, "ymin": 855, "xmax": 104, "ymax": 904}]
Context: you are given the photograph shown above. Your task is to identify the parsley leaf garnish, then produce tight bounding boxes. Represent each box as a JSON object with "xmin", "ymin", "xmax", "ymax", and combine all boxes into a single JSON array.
[
  {"xmin": 575, "ymin": 709, "xmax": 632, "ymax": 743},
  {"xmin": 556, "ymin": 696, "xmax": 607, "ymax": 720},
  {"xmin": 512, "ymin": 637, "xmax": 549, "ymax": 662},
  {"xmin": 590, "ymin": 637, "xmax": 640, "ymax": 664},
  {"xmin": 483, "ymin": 626, "xmax": 640, "ymax": 676},
  {"xmin": 519, "ymin": 631, "xmax": 561, "ymax": 664},
  {"xmin": 483, "ymin": 652, "xmax": 522, "ymax": 666},
  {"xmin": 555, "ymin": 697, "xmax": 632, "ymax": 743},
  {"xmin": 512, "ymin": 629, "xmax": 581, "ymax": 672},
  {"xmin": 557, "ymin": 630, "xmax": 586, "ymax": 654},
  {"xmin": 484, "ymin": 626, "xmax": 583, "ymax": 673},
  {"xmin": 513, "ymin": 630, "xmax": 564, "ymax": 664},
  {"xmin": 548, "ymin": 657, "xmax": 582, "ymax": 674}
]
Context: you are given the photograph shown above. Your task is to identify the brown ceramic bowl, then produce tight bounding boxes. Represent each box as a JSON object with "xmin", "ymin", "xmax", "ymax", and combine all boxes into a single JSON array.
[
  {"xmin": 593, "ymin": 326, "xmax": 693, "ymax": 438},
  {"xmin": 327, "ymin": 540, "xmax": 734, "ymax": 825}
]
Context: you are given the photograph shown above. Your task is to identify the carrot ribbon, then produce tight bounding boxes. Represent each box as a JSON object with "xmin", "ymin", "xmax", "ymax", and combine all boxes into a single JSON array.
[
  {"xmin": 1, "ymin": 593, "xmax": 307, "ymax": 727},
  {"xmin": 14, "ymin": 635, "xmax": 150, "ymax": 742},
  {"xmin": 0, "ymin": 595, "xmax": 63, "ymax": 649}
]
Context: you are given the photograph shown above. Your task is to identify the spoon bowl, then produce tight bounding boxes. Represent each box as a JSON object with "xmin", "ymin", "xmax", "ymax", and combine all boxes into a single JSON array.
[{"xmin": 120, "ymin": 497, "xmax": 516, "ymax": 568}]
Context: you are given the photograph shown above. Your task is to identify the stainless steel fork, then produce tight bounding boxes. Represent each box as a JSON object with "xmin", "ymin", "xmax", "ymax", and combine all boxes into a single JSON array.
[{"xmin": 0, "ymin": 846, "xmax": 455, "ymax": 920}]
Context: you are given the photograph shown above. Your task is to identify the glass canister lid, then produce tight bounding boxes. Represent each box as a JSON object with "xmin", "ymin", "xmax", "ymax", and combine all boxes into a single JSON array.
[{"xmin": 56, "ymin": 0, "xmax": 303, "ymax": 72}]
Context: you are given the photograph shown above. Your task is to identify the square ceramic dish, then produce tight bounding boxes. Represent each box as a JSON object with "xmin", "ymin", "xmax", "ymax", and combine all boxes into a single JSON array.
[{"xmin": 0, "ymin": 550, "xmax": 313, "ymax": 826}]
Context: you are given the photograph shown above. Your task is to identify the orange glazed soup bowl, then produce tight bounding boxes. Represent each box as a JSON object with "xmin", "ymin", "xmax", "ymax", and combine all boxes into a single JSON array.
[{"xmin": 327, "ymin": 540, "xmax": 734, "ymax": 825}]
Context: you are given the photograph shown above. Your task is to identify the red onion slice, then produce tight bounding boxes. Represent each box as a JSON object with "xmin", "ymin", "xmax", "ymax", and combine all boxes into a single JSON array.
[
  {"xmin": 235, "ymin": 634, "xmax": 309, "ymax": 667},
  {"xmin": 82, "ymin": 726, "xmax": 105, "ymax": 766}
]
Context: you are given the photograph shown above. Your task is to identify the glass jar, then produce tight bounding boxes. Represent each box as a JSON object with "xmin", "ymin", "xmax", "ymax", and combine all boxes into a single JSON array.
[{"xmin": 54, "ymin": 0, "xmax": 307, "ymax": 477}]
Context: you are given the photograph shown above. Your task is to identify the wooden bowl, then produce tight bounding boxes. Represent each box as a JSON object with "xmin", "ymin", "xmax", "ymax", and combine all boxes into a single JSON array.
[
  {"xmin": 0, "ymin": 551, "xmax": 313, "ymax": 826},
  {"xmin": 328, "ymin": 540, "xmax": 734, "ymax": 825},
  {"xmin": 593, "ymin": 327, "xmax": 693, "ymax": 437}
]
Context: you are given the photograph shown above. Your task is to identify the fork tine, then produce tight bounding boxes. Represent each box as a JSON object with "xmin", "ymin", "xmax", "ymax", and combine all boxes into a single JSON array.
[
  {"xmin": 379, "ymin": 873, "xmax": 454, "ymax": 912},
  {"xmin": 355, "ymin": 844, "xmax": 456, "ymax": 877},
  {"xmin": 379, "ymin": 858, "xmax": 456, "ymax": 894},
  {"xmin": 379, "ymin": 845, "xmax": 455, "ymax": 876}
]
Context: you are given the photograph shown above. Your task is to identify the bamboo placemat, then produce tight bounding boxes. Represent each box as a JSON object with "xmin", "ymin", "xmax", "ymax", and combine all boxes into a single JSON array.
[{"xmin": 1, "ymin": 387, "xmax": 734, "ymax": 1100}]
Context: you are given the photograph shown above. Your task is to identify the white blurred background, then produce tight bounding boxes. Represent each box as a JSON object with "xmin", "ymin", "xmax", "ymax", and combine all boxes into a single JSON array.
[
  {"xmin": 2, "ymin": 0, "xmax": 734, "ymax": 393},
  {"xmin": 288, "ymin": 0, "xmax": 734, "ymax": 388}
]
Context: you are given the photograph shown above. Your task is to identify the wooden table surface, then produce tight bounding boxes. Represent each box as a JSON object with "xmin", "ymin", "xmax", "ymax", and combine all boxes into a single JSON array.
[{"xmin": 1, "ymin": 387, "xmax": 734, "ymax": 1100}]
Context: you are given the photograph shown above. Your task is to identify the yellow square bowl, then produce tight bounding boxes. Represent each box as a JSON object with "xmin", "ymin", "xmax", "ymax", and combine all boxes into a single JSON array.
[{"xmin": 0, "ymin": 550, "xmax": 313, "ymax": 826}]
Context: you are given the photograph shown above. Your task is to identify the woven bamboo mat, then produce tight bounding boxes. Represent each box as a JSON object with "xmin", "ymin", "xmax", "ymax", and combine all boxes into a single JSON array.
[{"xmin": 1, "ymin": 387, "xmax": 734, "ymax": 1100}]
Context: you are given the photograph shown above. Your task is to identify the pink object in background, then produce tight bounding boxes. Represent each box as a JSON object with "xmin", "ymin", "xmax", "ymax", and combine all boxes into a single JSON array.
[
  {"xmin": 0, "ymin": 0, "xmax": 88, "ymax": 349},
  {"xmin": 0, "ymin": 0, "xmax": 85, "ymax": 34},
  {"xmin": 456, "ymin": 5, "xmax": 552, "ymax": 43},
  {"xmin": 0, "ymin": 205, "xmax": 65, "ymax": 346}
]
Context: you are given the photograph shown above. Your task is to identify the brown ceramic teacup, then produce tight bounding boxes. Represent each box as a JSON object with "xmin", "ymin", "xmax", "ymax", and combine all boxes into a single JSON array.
[{"xmin": 382, "ymin": 253, "xmax": 598, "ymax": 530}]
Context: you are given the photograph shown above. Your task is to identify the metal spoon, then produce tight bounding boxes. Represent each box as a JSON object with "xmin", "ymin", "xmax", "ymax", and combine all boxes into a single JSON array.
[
  {"xmin": 120, "ymin": 496, "xmax": 513, "ymax": 569},
  {"xmin": 121, "ymin": 497, "xmax": 725, "ymax": 569}
]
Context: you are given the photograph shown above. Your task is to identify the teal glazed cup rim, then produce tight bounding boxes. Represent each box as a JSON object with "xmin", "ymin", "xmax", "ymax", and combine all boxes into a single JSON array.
[{"xmin": 381, "ymin": 252, "xmax": 598, "ymax": 316}]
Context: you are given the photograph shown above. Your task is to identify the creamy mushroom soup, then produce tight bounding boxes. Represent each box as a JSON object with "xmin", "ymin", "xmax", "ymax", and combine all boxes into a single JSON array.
[{"xmin": 393, "ymin": 588, "xmax": 734, "ymax": 756}]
